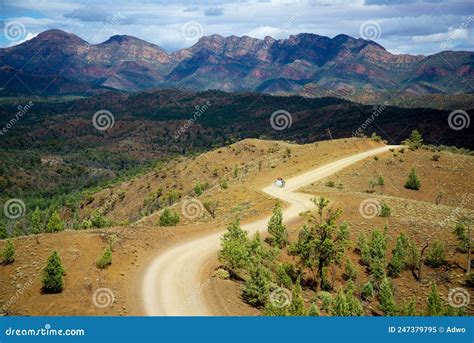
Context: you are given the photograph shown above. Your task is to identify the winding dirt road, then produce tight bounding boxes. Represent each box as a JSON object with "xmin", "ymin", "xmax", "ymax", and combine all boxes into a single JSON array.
[{"xmin": 141, "ymin": 145, "xmax": 400, "ymax": 315}]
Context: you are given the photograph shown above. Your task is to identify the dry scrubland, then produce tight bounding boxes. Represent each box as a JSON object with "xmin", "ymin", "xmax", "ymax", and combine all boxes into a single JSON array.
[{"xmin": 0, "ymin": 138, "xmax": 472, "ymax": 316}]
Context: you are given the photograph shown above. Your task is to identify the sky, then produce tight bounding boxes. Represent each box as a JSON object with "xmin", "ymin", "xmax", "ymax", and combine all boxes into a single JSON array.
[{"xmin": 0, "ymin": 0, "xmax": 473, "ymax": 55}]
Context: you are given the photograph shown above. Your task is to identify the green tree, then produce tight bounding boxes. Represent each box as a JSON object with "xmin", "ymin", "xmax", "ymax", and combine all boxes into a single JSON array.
[
  {"xmin": 425, "ymin": 241, "xmax": 445, "ymax": 268},
  {"xmin": 276, "ymin": 263, "xmax": 293, "ymax": 289},
  {"xmin": 360, "ymin": 281, "xmax": 374, "ymax": 301},
  {"xmin": 242, "ymin": 263, "xmax": 271, "ymax": 307},
  {"xmin": 289, "ymin": 199, "xmax": 349, "ymax": 291},
  {"xmin": 388, "ymin": 233, "xmax": 409, "ymax": 277},
  {"xmin": 159, "ymin": 208, "xmax": 180, "ymax": 226},
  {"xmin": 96, "ymin": 245, "xmax": 112, "ymax": 269},
  {"xmin": 404, "ymin": 130, "xmax": 423, "ymax": 149},
  {"xmin": 267, "ymin": 202, "xmax": 288, "ymax": 248},
  {"xmin": 405, "ymin": 168, "xmax": 421, "ymax": 190},
  {"xmin": 399, "ymin": 298, "xmax": 417, "ymax": 316},
  {"xmin": 218, "ymin": 219, "xmax": 250, "ymax": 278},
  {"xmin": 46, "ymin": 211, "xmax": 64, "ymax": 233},
  {"xmin": 453, "ymin": 221, "xmax": 469, "ymax": 253},
  {"xmin": 2, "ymin": 239, "xmax": 15, "ymax": 264},
  {"xmin": 289, "ymin": 278, "xmax": 306, "ymax": 316},
  {"xmin": 308, "ymin": 302, "xmax": 320, "ymax": 316},
  {"xmin": 31, "ymin": 207, "xmax": 43, "ymax": 234},
  {"xmin": 318, "ymin": 292, "xmax": 333, "ymax": 312},
  {"xmin": 342, "ymin": 259, "xmax": 358, "ymax": 281},
  {"xmin": 426, "ymin": 283, "xmax": 443, "ymax": 316},
  {"xmin": 0, "ymin": 226, "xmax": 8, "ymax": 239},
  {"xmin": 379, "ymin": 277, "xmax": 398, "ymax": 316},
  {"xmin": 42, "ymin": 251, "xmax": 65, "ymax": 293}
]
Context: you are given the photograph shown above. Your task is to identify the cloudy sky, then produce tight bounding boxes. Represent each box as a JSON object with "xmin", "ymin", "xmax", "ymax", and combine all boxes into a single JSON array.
[{"xmin": 1, "ymin": 0, "xmax": 473, "ymax": 55}]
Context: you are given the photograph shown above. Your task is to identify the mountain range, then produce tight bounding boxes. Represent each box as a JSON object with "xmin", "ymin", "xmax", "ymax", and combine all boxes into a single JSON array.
[{"xmin": 0, "ymin": 29, "xmax": 473, "ymax": 100}]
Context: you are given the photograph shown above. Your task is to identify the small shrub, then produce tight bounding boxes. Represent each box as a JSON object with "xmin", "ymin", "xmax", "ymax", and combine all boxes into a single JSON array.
[
  {"xmin": 342, "ymin": 259, "xmax": 358, "ymax": 281},
  {"xmin": 308, "ymin": 303, "xmax": 320, "ymax": 316},
  {"xmin": 360, "ymin": 281, "xmax": 374, "ymax": 301},
  {"xmin": 194, "ymin": 182, "xmax": 204, "ymax": 196},
  {"xmin": 425, "ymin": 241, "xmax": 445, "ymax": 268},
  {"xmin": 213, "ymin": 268, "xmax": 230, "ymax": 279},
  {"xmin": 0, "ymin": 226, "xmax": 7, "ymax": 239},
  {"xmin": 379, "ymin": 203, "xmax": 391, "ymax": 217},
  {"xmin": 159, "ymin": 208, "xmax": 180, "ymax": 226},
  {"xmin": 2, "ymin": 239, "xmax": 15, "ymax": 264},
  {"xmin": 405, "ymin": 168, "xmax": 420, "ymax": 190},
  {"xmin": 379, "ymin": 277, "xmax": 397, "ymax": 316},
  {"xmin": 431, "ymin": 154, "xmax": 441, "ymax": 161},
  {"xmin": 220, "ymin": 178, "xmax": 228, "ymax": 189},
  {"xmin": 203, "ymin": 200, "xmax": 219, "ymax": 219},
  {"xmin": 325, "ymin": 180, "xmax": 335, "ymax": 188},
  {"xmin": 373, "ymin": 156, "xmax": 379, "ymax": 161},
  {"xmin": 46, "ymin": 211, "xmax": 64, "ymax": 233},
  {"xmin": 96, "ymin": 246, "xmax": 112, "ymax": 269},
  {"xmin": 318, "ymin": 292, "xmax": 333, "ymax": 312},
  {"xmin": 377, "ymin": 174, "xmax": 385, "ymax": 186}
]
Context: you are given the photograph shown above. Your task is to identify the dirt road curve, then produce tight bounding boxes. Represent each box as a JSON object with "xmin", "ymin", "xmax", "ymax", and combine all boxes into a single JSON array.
[{"xmin": 141, "ymin": 145, "xmax": 400, "ymax": 315}]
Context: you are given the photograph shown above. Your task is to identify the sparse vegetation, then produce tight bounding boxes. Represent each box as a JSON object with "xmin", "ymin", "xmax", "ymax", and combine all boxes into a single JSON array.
[
  {"xmin": 96, "ymin": 245, "xmax": 113, "ymax": 269},
  {"xmin": 379, "ymin": 203, "xmax": 391, "ymax": 217},
  {"xmin": 159, "ymin": 208, "xmax": 180, "ymax": 227}
]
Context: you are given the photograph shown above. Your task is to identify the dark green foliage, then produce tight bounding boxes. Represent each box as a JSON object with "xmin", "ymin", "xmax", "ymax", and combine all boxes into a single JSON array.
[
  {"xmin": 289, "ymin": 278, "xmax": 306, "ymax": 316},
  {"xmin": 360, "ymin": 281, "xmax": 374, "ymax": 301},
  {"xmin": 96, "ymin": 245, "xmax": 112, "ymax": 269},
  {"xmin": 388, "ymin": 233, "xmax": 409, "ymax": 277},
  {"xmin": 379, "ymin": 277, "xmax": 398, "ymax": 316},
  {"xmin": 379, "ymin": 203, "xmax": 391, "ymax": 217},
  {"xmin": 159, "ymin": 208, "xmax": 180, "ymax": 227},
  {"xmin": 453, "ymin": 222, "xmax": 469, "ymax": 253},
  {"xmin": 466, "ymin": 272, "xmax": 474, "ymax": 287},
  {"xmin": 46, "ymin": 211, "xmax": 64, "ymax": 233},
  {"xmin": 42, "ymin": 251, "xmax": 65, "ymax": 293},
  {"xmin": 218, "ymin": 219, "xmax": 249, "ymax": 277},
  {"xmin": 31, "ymin": 207, "xmax": 43, "ymax": 234},
  {"xmin": 405, "ymin": 168, "xmax": 421, "ymax": 190},
  {"xmin": 0, "ymin": 226, "xmax": 7, "ymax": 239},
  {"xmin": 404, "ymin": 130, "xmax": 423, "ymax": 149},
  {"xmin": 425, "ymin": 241, "xmax": 446, "ymax": 268},
  {"xmin": 194, "ymin": 182, "xmax": 204, "ymax": 196},
  {"xmin": 2, "ymin": 239, "xmax": 15, "ymax": 264},
  {"xmin": 242, "ymin": 263, "xmax": 271, "ymax": 307},
  {"xmin": 276, "ymin": 263, "xmax": 293, "ymax": 289},
  {"xmin": 267, "ymin": 202, "xmax": 288, "ymax": 248},
  {"xmin": 91, "ymin": 212, "xmax": 112, "ymax": 228},
  {"xmin": 342, "ymin": 259, "xmax": 358, "ymax": 281},
  {"xmin": 426, "ymin": 283, "xmax": 443, "ymax": 316}
]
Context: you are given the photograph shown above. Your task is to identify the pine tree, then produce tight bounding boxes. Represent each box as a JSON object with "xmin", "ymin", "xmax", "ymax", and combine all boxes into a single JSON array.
[
  {"xmin": 276, "ymin": 263, "xmax": 293, "ymax": 288},
  {"xmin": 2, "ymin": 239, "xmax": 15, "ymax": 264},
  {"xmin": 405, "ymin": 168, "xmax": 421, "ymax": 190},
  {"xmin": 218, "ymin": 219, "xmax": 249, "ymax": 278},
  {"xmin": 42, "ymin": 251, "xmax": 65, "ymax": 293},
  {"xmin": 46, "ymin": 211, "xmax": 64, "ymax": 233},
  {"xmin": 426, "ymin": 283, "xmax": 443, "ymax": 316},
  {"xmin": 267, "ymin": 202, "xmax": 288, "ymax": 248},
  {"xmin": 31, "ymin": 207, "xmax": 43, "ymax": 234},
  {"xmin": 453, "ymin": 221, "xmax": 469, "ymax": 253},
  {"xmin": 388, "ymin": 233, "xmax": 409, "ymax": 277},
  {"xmin": 399, "ymin": 298, "xmax": 417, "ymax": 316},
  {"xmin": 425, "ymin": 241, "xmax": 445, "ymax": 268},
  {"xmin": 379, "ymin": 277, "xmax": 398, "ymax": 316},
  {"xmin": 360, "ymin": 281, "xmax": 374, "ymax": 301},
  {"xmin": 404, "ymin": 129, "xmax": 423, "ymax": 149},
  {"xmin": 308, "ymin": 302, "xmax": 320, "ymax": 316},
  {"xmin": 332, "ymin": 288, "xmax": 350, "ymax": 316},
  {"xmin": 345, "ymin": 283, "xmax": 363, "ymax": 316},
  {"xmin": 242, "ymin": 263, "xmax": 271, "ymax": 307},
  {"xmin": 289, "ymin": 278, "xmax": 306, "ymax": 316},
  {"xmin": 96, "ymin": 245, "xmax": 112, "ymax": 269},
  {"xmin": 342, "ymin": 259, "xmax": 358, "ymax": 281}
]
